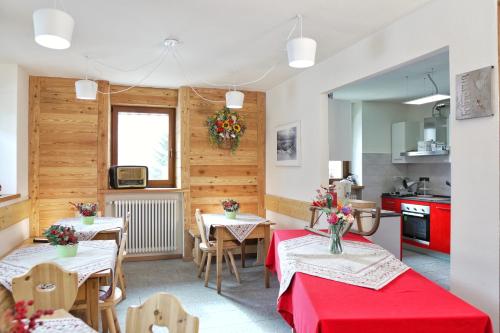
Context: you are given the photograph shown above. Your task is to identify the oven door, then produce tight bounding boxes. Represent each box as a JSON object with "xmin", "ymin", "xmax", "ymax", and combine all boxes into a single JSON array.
[{"xmin": 402, "ymin": 211, "xmax": 430, "ymax": 245}]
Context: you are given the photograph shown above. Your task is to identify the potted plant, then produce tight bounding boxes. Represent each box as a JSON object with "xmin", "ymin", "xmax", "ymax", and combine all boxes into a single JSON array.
[
  {"xmin": 0, "ymin": 300, "xmax": 53, "ymax": 333},
  {"xmin": 221, "ymin": 199, "xmax": 239, "ymax": 219},
  {"xmin": 70, "ymin": 202, "xmax": 97, "ymax": 225},
  {"xmin": 43, "ymin": 225, "xmax": 79, "ymax": 257}
]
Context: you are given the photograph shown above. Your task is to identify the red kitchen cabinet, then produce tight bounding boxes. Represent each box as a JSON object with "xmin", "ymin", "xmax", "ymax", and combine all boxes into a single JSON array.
[
  {"xmin": 381, "ymin": 197, "xmax": 401, "ymax": 213},
  {"xmin": 430, "ymin": 203, "xmax": 451, "ymax": 254}
]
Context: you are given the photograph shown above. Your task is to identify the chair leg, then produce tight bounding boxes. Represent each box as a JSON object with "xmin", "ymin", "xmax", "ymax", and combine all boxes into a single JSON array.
[
  {"xmin": 111, "ymin": 307, "xmax": 121, "ymax": 333},
  {"xmin": 105, "ymin": 308, "xmax": 116, "ymax": 333},
  {"xmin": 101, "ymin": 309, "xmax": 109, "ymax": 333},
  {"xmin": 240, "ymin": 241, "xmax": 246, "ymax": 268},
  {"xmin": 223, "ymin": 251, "xmax": 233, "ymax": 275},
  {"xmin": 227, "ymin": 251, "xmax": 241, "ymax": 284},
  {"xmin": 197, "ymin": 252, "xmax": 207, "ymax": 278},
  {"xmin": 204, "ymin": 253, "xmax": 212, "ymax": 287}
]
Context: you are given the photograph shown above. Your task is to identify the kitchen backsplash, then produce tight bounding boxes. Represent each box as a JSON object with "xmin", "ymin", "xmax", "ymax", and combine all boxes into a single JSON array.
[{"xmin": 361, "ymin": 153, "xmax": 451, "ymax": 204}]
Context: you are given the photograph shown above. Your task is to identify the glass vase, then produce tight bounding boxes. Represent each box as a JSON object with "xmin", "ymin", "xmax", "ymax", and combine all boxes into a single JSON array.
[
  {"xmin": 329, "ymin": 222, "xmax": 344, "ymax": 254},
  {"xmin": 81, "ymin": 215, "xmax": 95, "ymax": 225}
]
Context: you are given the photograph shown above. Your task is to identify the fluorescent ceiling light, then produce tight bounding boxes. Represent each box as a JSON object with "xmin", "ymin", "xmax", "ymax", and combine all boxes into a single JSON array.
[
  {"xmin": 33, "ymin": 8, "xmax": 74, "ymax": 50},
  {"xmin": 226, "ymin": 91, "xmax": 244, "ymax": 109},
  {"xmin": 404, "ymin": 94, "xmax": 450, "ymax": 105}
]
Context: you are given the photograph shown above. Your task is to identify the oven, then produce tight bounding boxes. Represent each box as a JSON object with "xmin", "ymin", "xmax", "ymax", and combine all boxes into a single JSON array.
[{"xmin": 401, "ymin": 203, "xmax": 430, "ymax": 245}]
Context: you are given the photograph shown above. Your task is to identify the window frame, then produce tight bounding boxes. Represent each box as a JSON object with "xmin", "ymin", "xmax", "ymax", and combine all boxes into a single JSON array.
[{"xmin": 111, "ymin": 105, "xmax": 176, "ymax": 188}]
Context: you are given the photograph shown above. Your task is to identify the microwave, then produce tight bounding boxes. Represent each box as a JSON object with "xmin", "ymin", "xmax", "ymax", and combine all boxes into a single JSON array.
[{"xmin": 109, "ymin": 166, "xmax": 148, "ymax": 189}]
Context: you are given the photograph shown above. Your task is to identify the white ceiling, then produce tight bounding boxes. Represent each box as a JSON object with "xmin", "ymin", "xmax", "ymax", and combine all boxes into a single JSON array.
[
  {"xmin": 0, "ymin": 0, "xmax": 433, "ymax": 91},
  {"xmin": 331, "ymin": 50, "xmax": 450, "ymax": 102}
]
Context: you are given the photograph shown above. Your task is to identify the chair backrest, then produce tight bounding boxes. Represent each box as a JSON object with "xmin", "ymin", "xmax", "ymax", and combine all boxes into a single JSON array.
[
  {"xmin": 12, "ymin": 262, "xmax": 78, "ymax": 314},
  {"xmin": 124, "ymin": 211, "xmax": 131, "ymax": 235},
  {"xmin": 115, "ymin": 232, "xmax": 127, "ymax": 288},
  {"xmin": 350, "ymin": 207, "xmax": 381, "ymax": 236},
  {"xmin": 194, "ymin": 209, "xmax": 209, "ymax": 247},
  {"xmin": 126, "ymin": 292, "xmax": 199, "ymax": 333}
]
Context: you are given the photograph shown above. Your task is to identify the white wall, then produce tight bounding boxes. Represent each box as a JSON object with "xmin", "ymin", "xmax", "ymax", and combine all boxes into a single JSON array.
[
  {"xmin": 328, "ymin": 99, "xmax": 352, "ymax": 161},
  {"xmin": 351, "ymin": 102, "xmax": 363, "ymax": 183},
  {"xmin": 266, "ymin": 0, "xmax": 499, "ymax": 329}
]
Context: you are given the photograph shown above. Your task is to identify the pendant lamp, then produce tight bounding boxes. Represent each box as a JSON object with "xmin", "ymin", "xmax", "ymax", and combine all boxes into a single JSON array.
[
  {"xmin": 226, "ymin": 90, "xmax": 244, "ymax": 109},
  {"xmin": 75, "ymin": 79, "xmax": 97, "ymax": 100},
  {"xmin": 33, "ymin": 8, "xmax": 74, "ymax": 50},
  {"xmin": 287, "ymin": 15, "xmax": 316, "ymax": 68}
]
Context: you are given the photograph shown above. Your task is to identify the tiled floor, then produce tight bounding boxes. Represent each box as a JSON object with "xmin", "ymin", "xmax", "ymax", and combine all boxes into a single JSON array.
[
  {"xmin": 402, "ymin": 248, "xmax": 450, "ymax": 289},
  {"xmin": 117, "ymin": 258, "xmax": 291, "ymax": 333}
]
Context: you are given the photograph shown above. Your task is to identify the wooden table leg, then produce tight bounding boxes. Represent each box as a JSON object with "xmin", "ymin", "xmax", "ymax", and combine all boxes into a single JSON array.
[
  {"xmin": 240, "ymin": 241, "xmax": 246, "ymax": 268},
  {"xmin": 216, "ymin": 227, "xmax": 223, "ymax": 294},
  {"xmin": 263, "ymin": 225, "xmax": 270, "ymax": 288},
  {"xmin": 85, "ymin": 277, "xmax": 100, "ymax": 330}
]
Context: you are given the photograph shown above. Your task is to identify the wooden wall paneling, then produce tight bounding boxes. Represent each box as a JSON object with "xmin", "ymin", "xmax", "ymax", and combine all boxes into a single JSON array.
[
  {"xmin": 97, "ymin": 81, "xmax": 110, "ymax": 210},
  {"xmin": 264, "ymin": 194, "xmax": 312, "ymax": 221},
  {"xmin": 0, "ymin": 200, "xmax": 30, "ymax": 231},
  {"xmin": 256, "ymin": 92, "xmax": 266, "ymax": 217},
  {"xmin": 28, "ymin": 77, "xmax": 41, "ymax": 236},
  {"xmin": 110, "ymin": 85, "xmax": 178, "ymax": 108}
]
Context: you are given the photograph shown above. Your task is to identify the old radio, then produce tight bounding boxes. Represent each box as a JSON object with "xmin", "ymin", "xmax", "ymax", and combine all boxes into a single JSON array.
[{"xmin": 109, "ymin": 166, "xmax": 148, "ymax": 189}]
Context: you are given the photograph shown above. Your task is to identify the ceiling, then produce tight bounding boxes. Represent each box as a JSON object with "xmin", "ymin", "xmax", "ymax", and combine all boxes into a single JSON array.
[
  {"xmin": 0, "ymin": 0, "xmax": 433, "ymax": 91},
  {"xmin": 331, "ymin": 50, "xmax": 450, "ymax": 102}
]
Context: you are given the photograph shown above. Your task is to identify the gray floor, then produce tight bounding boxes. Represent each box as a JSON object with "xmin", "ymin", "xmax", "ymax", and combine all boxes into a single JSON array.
[
  {"xmin": 402, "ymin": 248, "xmax": 450, "ymax": 289},
  {"xmin": 116, "ymin": 258, "xmax": 291, "ymax": 333}
]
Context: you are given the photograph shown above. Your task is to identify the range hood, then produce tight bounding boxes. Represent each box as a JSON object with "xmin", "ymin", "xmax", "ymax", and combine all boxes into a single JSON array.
[{"xmin": 400, "ymin": 150, "xmax": 449, "ymax": 157}]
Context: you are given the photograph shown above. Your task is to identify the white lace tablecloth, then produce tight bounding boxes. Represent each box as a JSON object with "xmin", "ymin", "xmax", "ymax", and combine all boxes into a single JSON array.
[
  {"xmin": 56, "ymin": 217, "xmax": 123, "ymax": 241},
  {"xmin": 34, "ymin": 318, "xmax": 97, "ymax": 332},
  {"xmin": 202, "ymin": 213, "xmax": 268, "ymax": 243},
  {"xmin": 0, "ymin": 240, "xmax": 117, "ymax": 291},
  {"xmin": 277, "ymin": 235, "xmax": 409, "ymax": 297}
]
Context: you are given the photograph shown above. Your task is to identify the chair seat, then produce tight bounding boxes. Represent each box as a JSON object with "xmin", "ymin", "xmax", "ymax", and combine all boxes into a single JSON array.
[
  {"xmin": 99, "ymin": 286, "xmax": 123, "ymax": 305},
  {"xmin": 199, "ymin": 240, "xmax": 239, "ymax": 252}
]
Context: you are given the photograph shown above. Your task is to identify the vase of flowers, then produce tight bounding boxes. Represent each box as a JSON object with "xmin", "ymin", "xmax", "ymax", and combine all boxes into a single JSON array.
[
  {"xmin": 221, "ymin": 199, "xmax": 239, "ymax": 219},
  {"xmin": 0, "ymin": 300, "xmax": 53, "ymax": 333},
  {"xmin": 327, "ymin": 202, "xmax": 354, "ymax": 254},
  {"xmin": 70, "ymin": 202, "xmax": 97, "ymax": 225},
  {"xmin": 43, "ymin": 225, "xmax": 79, "ymax": 257}
]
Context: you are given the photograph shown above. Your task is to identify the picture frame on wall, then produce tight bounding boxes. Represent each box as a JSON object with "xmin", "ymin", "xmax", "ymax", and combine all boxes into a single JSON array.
[
  {"xmin": 456, "ymin": 65, "xmax": 494, "ymax": 120},
  {"xmin": 275, "ymin": 121, "xmax": 301, "ymax": 166}
]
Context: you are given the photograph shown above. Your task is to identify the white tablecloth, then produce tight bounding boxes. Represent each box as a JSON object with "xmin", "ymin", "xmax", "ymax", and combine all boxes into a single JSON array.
[
  {"xmin": 0, "ymin": 240, "xmax": 117, "ymax": 291},
  {"xmin": 202, "ymin": 213, "xmax": 267, "ymax": 243},
  {"xmin": 277, "ymin": 235, "xmax": 409, "ymax": 297},
  {"xmin": 56, "ymin": 217, "xmax": 123, "ymax": 241},
  {"xmin": 33, "ymin": 318, "xmax": 97, "ymax": 332}
]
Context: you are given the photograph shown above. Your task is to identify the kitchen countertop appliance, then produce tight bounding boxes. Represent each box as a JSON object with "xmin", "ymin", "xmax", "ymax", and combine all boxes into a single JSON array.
[{"xmin": 402, "ymin": 202, "xmax": 431, "ymax": 245}]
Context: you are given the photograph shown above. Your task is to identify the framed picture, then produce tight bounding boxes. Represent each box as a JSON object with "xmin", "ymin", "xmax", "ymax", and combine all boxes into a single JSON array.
[
  {"xmin": 456, "ymin": 66, "xmax": 494, "ymax": 120},
  {"xmin": 275, "ymin": 121, "xmax": 301, "ymax": 166}
]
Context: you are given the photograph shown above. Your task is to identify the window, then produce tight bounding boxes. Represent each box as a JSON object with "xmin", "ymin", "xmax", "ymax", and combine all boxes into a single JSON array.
[{"xmin": 111, "ymin": 106, "xmax": 176, "ymax": 188}]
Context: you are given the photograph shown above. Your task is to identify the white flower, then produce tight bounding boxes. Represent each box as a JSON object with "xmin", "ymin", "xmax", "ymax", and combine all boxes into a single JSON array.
[
  {"xmin": 231, "ymin": 134, "xmax": 236, "ymax": 138},
  {"xmin": 231, "ymin": 115, "xmax": 237, "ymax": 122},
  {"xmin": 219, "ymin": 133, "xmax": 224, "ymax": 137}
]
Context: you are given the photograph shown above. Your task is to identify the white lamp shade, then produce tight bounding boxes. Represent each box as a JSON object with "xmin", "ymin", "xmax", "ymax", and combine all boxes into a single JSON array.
[
  {"xmin": 75, "ymin": 80, "xmax": 97, "ymax": 100},
  {"xmin": 287, "ymin": 37, "xmax": 317, "ymax": 68},
  {"xmin": 226, "ymin": 90, "xmax": 244, "ymax": 109},
  {"xmin": 33, "ymin": 8, "xmax": 74, "ymax": 50}
]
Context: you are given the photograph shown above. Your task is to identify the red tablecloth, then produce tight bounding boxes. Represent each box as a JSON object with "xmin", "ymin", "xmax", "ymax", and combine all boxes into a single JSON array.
[{"xmin": 266, "ymin": 229, "xmax": 493, "ymax": 333}]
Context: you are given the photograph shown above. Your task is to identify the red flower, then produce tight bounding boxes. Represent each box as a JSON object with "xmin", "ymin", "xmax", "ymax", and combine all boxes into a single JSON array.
[
  {"xmin": 228, "ymin": 119, "xmax": 234, "ymax": 125},
  {"xmin": 217, "ymin": 127, "xmax": 224, "ymax": 133},
  {"xmin": 216, "ymin": 120, "xmax": 223, "ymax": 127}
]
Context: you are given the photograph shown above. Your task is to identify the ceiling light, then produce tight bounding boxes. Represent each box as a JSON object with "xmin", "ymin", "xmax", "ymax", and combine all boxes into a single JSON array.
[
  {"xmin": 404, "ymin": 94, "xmax": 450, "ymax": 105},
  {"xmin": 287, "ymin": 15, "xmax": 317, "ymax": 69},
  {"xmin": 33, "ymin": 8, "xmax": 74, "ymax": 50},
  {"xmin": 75, "ymin": 80, "xmax": 97, "ymax": 100},
  {"xmin": 226, "ymin": 91, "xmax": 244, "ymax": 109}
]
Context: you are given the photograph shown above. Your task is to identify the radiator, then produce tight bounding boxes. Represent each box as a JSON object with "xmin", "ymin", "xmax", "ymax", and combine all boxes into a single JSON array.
[{"xmin": 112, "ymin": 199, "xmax": 178, "ymax": 254}]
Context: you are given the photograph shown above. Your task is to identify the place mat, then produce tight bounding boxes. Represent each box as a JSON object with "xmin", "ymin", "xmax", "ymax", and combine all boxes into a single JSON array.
[
  {"xmin": 203, "ymin": 213, "xmax": 267, "ymax": 243},
  {"xmin": 56, "ymin": 217, "xmax": 123, "ymax": 241},
  {"xmin": 33, "ymin": 318, "xmax": 97, "ymax": 332},
  {"xmin": 277, "ymin": 235, "xmax": 409, "ymax": 297},
  {"xmin": 0, "ymin": 240, "xmax": 117, "ymax": 291}
]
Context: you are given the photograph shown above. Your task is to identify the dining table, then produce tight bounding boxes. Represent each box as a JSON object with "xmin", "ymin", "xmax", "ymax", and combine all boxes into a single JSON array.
[
  {"xmin": 266, "ymin": 229, "xmax": 493, "ymax": 333},
  {"xmin": 0, "ymin": 240, "xmax": 117, "ymax": 330},
  {"xmin": 202, "ymin": 213, "xmax": 272, "ymax": 294},
  {"xmin": 55, "ymin": 216, "xmax": 123, "ymax": 244}
]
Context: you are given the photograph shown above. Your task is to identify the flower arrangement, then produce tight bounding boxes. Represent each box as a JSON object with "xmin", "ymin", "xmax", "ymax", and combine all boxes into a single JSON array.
[
  {"xmin": 327, "ymin": 201, "xmax": 354, "ymax": 226},
  {"xmin": 43, "ymin": 225, "xmax": 78, "ymax": 246},
  {"xmin": 312, "ymin": 185, "xmax": 338, "ymax": 215},
  {"xmin": 207, "ymin": 107, "xmax": 246, "ymax": 153},
  {"xmin": 69, "ymin": 202, "xmax": 97, "ymax": 217},
  {"xmin": 221, "ymin": 199, "xmax": 240, "ymax": 212},
  {"xmin": 0, "ymin": 300, "xmax": 53, "ymax": 333}
]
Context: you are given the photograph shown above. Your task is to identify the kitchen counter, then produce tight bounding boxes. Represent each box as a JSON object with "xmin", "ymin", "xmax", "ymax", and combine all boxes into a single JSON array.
[{"xmin": 382, "ymin": 193, "xmax": 450, "ymax": 205}]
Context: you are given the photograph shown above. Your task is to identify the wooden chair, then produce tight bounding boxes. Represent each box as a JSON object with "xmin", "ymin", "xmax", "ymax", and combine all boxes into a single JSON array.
[
  {"xmin": 117, "ymin": 211, "xmax": 130, "ymax": 299},
  {"xmin": 125, "ymin": 292, "xmax": 199, "ymax": 333},
  {"xmin": 12, "ymin": 262, "xmax": 78, "ymax": 315},
  {"xmin": 72, "ymin": 233, "xmax": 127, "ymax": 333},
  {"xmin": 350, "ymin": 207, "xmax": 382, "ymax": 236},
  {"xmin": 195, "ymin": 209, "xmax": 240, "ymax": 286}
]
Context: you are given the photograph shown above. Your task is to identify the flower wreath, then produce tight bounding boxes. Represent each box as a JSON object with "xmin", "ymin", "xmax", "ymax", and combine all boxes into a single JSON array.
[{"xmin": 207, "ymin": 107, "xmax": 246, "ymax": 152}]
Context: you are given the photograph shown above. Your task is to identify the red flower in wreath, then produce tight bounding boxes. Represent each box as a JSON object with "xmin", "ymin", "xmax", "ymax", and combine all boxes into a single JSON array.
[{"xmin": 217, "ymin": 127, "xmax": 224, "ymax": 133}]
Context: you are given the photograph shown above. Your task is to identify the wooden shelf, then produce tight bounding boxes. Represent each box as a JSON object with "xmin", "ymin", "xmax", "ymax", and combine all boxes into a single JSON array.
[
  {"xmin": 0, "ymin": 194, "xmax": 21, "ymax": 204},
  {"xmin": 99, "ymin": 188, "xmax": 186, "ymax": 194}
]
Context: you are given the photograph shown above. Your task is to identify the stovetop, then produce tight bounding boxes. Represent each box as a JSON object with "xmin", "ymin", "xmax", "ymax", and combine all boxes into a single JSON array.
[{"xmin": 382, "ymin": 193, "xmax": 451, "ymax": 204}]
